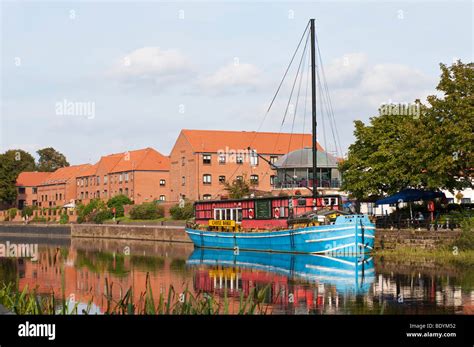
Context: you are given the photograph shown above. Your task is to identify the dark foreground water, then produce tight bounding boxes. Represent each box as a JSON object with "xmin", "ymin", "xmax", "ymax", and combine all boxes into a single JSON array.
[{"xmin": 0, "ymin": 236, "xmax": 472, "ymax": 314}]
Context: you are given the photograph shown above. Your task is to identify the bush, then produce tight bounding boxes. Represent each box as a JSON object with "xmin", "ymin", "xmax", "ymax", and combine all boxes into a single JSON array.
[
  {"xmin": 107, "ymin": 195, "xmax": 133, "ymax": 218},
  {"xmin": 7, "ymin": 208, "xmax": 18, "ymax": 221},
  {"xmin": 455, "ymin": 217, "xmax": 474, "ymax": 250},
  {"xmin": 130, "ymin": 202, "xmax": 164, "ymax": 220},
  {"xmin": 21, "ymin": 206, "xmax": 35, "ymax": 218},
  {"xmin": 169, "ymin": 202, "xmax": 194, "ymax": 220},
  {"xmin": 92, "ymin": 210, "xmax": 113, "ymax": 224},
  {"xmin": 59, "ymin": 213, "xmax": 69, "ymax": 224}
]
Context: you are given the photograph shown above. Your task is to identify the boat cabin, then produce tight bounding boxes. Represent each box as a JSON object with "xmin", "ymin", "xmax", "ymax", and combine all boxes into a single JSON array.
[{"xmin": 194, "ymin": 195, "xmax": 343, "ymax": 230}]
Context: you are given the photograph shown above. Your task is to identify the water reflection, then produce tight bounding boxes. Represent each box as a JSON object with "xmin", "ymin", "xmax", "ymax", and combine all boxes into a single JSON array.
[{"xmin": 0, "ymin": 236, "xmax": 472, "ymax": 314}]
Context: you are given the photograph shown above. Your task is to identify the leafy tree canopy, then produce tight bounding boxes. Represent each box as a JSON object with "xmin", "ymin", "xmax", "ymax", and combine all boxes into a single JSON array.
[{"xmin": 36, "ymin": 147, "xmax": 70, "ymax": 172}]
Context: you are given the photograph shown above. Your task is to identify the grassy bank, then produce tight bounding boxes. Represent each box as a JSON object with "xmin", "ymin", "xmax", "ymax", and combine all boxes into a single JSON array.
[{"xmin": 376, "ymin": 247, "xmax": 474, "ymax": 267}]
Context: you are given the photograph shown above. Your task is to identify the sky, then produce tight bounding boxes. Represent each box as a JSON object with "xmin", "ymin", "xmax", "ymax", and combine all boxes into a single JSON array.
[{"xmin": 1, "ymin": 0, "xmax": 472, "ymax": 165}]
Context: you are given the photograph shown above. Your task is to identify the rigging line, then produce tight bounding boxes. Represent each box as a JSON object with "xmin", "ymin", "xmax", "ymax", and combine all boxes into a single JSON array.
[
  {"xmin": 248, "ymin": 21, "xmax": 310, "ymax": 149},
  {"xmin": 269, "ymin": 27, "xmax": 310, "ymax": 182},
  {"xmin": 212, "ymin": 22, "xmax": 311, "ymax": 199},
  {"xmin": 261, "ymin": 30, "xmax": 310, "ymax": 186},
  {"xmin": 317, "ymin": 68, "xmax": 330, "ymax": 177},
  {"xmin": 300, "ymin": 44, "xmax": 311, "ymax": 166},
  {"xmin": 287, "ymin": 32, "xmax": 309, "ymax": 155},
  {"xmin": 315, "ymin": 33, "xmax": 343, "ymax": 158}
]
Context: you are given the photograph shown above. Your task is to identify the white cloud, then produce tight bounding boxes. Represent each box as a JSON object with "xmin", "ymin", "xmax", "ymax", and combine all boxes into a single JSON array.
[
  {"xmin": 110, "ymin": 46, "xmax": 193, "ymax": 86},
  {"xmin": 200, "ymin": 62, "xmax": 262, "ymax": 93}
]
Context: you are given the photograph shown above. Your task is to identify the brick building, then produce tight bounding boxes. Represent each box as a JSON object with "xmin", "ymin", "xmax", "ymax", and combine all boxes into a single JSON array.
[
  {"xmin": 75, "ymin": 148, "xmax": 170, "ymax": 205},
  {"xmin": 15, "ymin": 172, "xmax": 52, "ymax": 209},
  {"xmin": 37, "ymin": 164, "xmax": 93, "ymax": 208},
  {"xmin": 169, "ymin": 129, "xmax": 323, "ymax": 201}
]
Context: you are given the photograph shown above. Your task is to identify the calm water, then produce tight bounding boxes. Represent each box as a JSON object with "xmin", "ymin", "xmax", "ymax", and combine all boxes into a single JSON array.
[{"xmin": 0, "ymin": 236, "xmax": 473, "ymax": 314}]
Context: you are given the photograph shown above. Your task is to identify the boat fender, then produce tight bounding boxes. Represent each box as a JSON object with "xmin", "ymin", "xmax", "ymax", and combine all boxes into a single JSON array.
[
  {"xmin": 274, "ymin": 207, "xmax": 280, "ymax": 218},
  {"xmin": 248, "ymin": 209, "xmax": 254, "ymax": 219}
]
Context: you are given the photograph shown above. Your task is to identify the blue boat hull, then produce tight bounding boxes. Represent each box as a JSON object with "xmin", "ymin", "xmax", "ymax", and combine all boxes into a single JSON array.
[
  {"xmin": 186, "ymin": 249, "xmax": 375, "ymax": 293},
  {"xmin": 186, "ymin": 215, "xmax": 375, "ymax": 255}
]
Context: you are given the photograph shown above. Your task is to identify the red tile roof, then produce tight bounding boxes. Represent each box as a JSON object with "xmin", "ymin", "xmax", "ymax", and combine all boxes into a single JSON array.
[
  {"xmin": 108, "ymin": 148, "xmax": 170, "ymax": 173},
  {"xmin": 16, "ymin": 172, "xmax": 51, "ymax": 187},
  {"xmin": 41, "ymin": 164, "xmax": 92, "ymax": 185},
  {"xmin": 180, "ymin": 129, "xmax": 324, "ymax": 154}
]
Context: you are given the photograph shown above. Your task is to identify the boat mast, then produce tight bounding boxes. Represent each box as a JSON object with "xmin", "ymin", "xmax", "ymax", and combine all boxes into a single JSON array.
[{"xmin": 310, "ymin": 19, "xmax": 318, "ymax": 199}]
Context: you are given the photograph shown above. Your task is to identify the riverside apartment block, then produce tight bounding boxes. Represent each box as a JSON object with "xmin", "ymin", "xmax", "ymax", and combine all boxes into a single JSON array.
[{"xmin": 15, "ymin": 130, "xmax": 325, "ymax": 208}]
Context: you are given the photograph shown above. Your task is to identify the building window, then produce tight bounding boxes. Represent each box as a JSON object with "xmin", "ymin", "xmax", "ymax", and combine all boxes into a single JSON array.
[
  {"xmin": 96, "ymin": 176, "xmax": 100, "ymax": 185},
  {"xmin": 203, "ymin": 174, "xmax": 212, "ymax": 185},
  {"xmin": 160, "ymin": 179, "xmax": 166, "ymax": 186},
  {"xmin": 250, "ymin": 151, "xmax": 258, "ymax": 166},
  {"xmin": 181, "ymin": 157, "xmax": 185, "ymax": 166},
  {"xmin": 81, "ymin": 192, "xmax": 84, "ymax": 199},
  {"xmin": 32, "ymin": 187, "xmax": 37, "ymax": 194},
  {"xmin": 85, "ymin": 192, "xmax": 88, "ymax": 199},
  {"xmin": 219, "ymin": 175, "xmax": 226, "ymax": 184},
  {"xmin": 96, "ymin": 191, "xmax": 100, "ymax": 198},
  {"xmin": 119, "ymin": 188, "xmax": 123, "ymax": 194},
  {"xmin": 159, "ymin": 195, "xmax": 166, "ymax": 201},
  {"xmin": 104, "ymin": 190, "xmax": 107, "ymax": 198},
  {"xmin": 218, "ymin": 153, "xmax": 226, "ymax": 164},
  {"xmin": 18, "ymin": 187, "xmax": 25, "ymax": 194},
  {"xmin": 104, "ymin": 175, "xmax": 108, "ymax": 184},
  {"xmin": 125, "ymin": 188, "xmax": 128, "ymax": 196},
  {"xmin": 270, "ymin": 175, "xmax": 276, "ymax": 186},
  {"xmin": 77, "ymin": 180, "xmax": 80, "ymax": 186},
  {"xmin": 250, "ymin": 175, "xmax": 259, "ymax": 185},
  {"xmin": 203, "ymin": 154, "xmax": 211, "ymax": 165},
  {"xmin": 270, "ymin": 156, "xmax": 278, "ymax": 164},
  {"xmin": 55, "ymin": 193, "xmax": 58, "ymax": 200},
  {"xmin": 85, "ymin": 178, "xmax": 88, "ymax": 187},
  {"xmin": 182, "ymin": 176, "xmax": 186, "ymax": 186},
  {"xmin": 80, "ymin": 179, "xmax": 84, "ymax": 187},
  {"xmin": 236, "ymin": 154, "xmax": 243, "ymax": 164},
  {"xmin": 119, "ymin": 174, "xmax": 123, "ymax": 183},
  {"xmin": 59, "ymin": 193, "xmax": 62, "ymax": 200},
  {"xmin": 203, "ymin": 194, "xmax": 212, "ymax": 200},
  {"xmin": 125, "ymin": 172, "xmax": 129, "ymax": 182}
]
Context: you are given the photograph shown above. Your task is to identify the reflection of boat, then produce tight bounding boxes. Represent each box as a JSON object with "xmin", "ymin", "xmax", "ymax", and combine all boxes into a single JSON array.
[{"xmin": 186, "ymin": 249, "xmax": 374, "ymax": 293}]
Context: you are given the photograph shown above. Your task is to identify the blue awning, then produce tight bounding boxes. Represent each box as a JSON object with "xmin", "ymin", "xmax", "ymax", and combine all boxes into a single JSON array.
[{"xmin": 375, "ymin": 189, "xmax": 445, "ymax": 205}]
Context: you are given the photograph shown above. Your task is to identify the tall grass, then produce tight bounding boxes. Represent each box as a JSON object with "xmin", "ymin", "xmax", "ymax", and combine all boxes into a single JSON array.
[{"xmin": 0, "ymin": 273, "xmax": 271, "ymax": 315}]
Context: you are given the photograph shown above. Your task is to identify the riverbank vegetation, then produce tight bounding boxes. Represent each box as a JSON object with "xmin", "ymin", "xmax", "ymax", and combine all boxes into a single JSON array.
[{"xmin": 0, "ymin": 274, "xmax": 270, "ymax": 315}]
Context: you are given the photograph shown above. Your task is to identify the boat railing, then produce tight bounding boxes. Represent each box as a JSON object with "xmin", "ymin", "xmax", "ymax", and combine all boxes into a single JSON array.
[{"xmin": 273, "ymin": 179, "xmax": 341, "ymax": 189}]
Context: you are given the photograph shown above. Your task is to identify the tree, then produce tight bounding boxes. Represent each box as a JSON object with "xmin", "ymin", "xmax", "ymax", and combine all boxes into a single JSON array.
[
  {"xmin": 0, "ymin": 149, "xmax": 36, "ymax": 205},
  {"xmin": 340, "ymin": 61, "xmax": 473, "ymax": 199},
  {"xmin": 107, "ymin": 194, "xmax": 133, "ymax": 217},
  {"xmin": 223, "ymin": 177, "xmax": 252, "ymax": 199},
  {"xmin": 36, "ymin": 147, "xmax": 70, "ymax": 172}
]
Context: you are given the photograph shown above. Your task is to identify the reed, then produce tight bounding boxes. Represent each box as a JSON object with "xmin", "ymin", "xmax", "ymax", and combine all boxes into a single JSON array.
[{"xmin": 0, "ymin": 273, "xmax": 271, "ymax": 315}]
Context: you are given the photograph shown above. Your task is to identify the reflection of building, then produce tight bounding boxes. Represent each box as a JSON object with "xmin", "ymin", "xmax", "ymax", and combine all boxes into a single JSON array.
[{"xmin": 272, "ymin": 148, "xmax": 342, "ymax": 195}]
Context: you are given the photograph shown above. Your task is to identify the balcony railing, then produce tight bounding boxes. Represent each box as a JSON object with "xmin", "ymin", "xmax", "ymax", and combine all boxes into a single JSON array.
[{"xmin": 273, "ymin": 179, "xmax": 341, "ymax": 189}]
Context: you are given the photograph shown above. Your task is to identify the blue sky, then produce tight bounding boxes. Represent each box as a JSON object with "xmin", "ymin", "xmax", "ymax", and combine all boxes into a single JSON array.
[{"xmin": 1, "ymin": 1, "xmax": 472, "ymax": 164}]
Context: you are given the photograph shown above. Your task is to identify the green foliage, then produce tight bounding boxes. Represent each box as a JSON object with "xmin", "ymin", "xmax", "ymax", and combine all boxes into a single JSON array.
[
  {"xmin": 129, "ymin": 202, "xmax": 164, "ymax": 220},
  {"xmin": 21, "ymin": 206, "xmax": 35, "ymax": 218},
  {"xmin": 7, "ymin": 208, "xmax": 18, "ymax": 221},
  {"xmin": 77, "ymin": 199, "xmax": 109, "ymax": 224},
  {"xmin": 91, "ymin": 210, "xmax": 113, "ymax": 224},
  {"xmin": 0, "ymin": 149, "xmax": 36, "ymax": 205},
  {"xmin": 36, "ymin": 147, "xmax": 69, "ymax": 172},
  {"xmin": 32, "ymin": 216, "xmax": 47, "ymax": 223},
  {"xmin": 59, "ymin": 213, "xmax": 69, "ymax": 224},
  {"xmin": 223, "ymin": 176, "xmax": 251, "ymax": 199},
  {"xmin": 169, "ymin": 202, "xmax": 194, "ymax": 220},
  {"xmin": 107, "ymin": 194, "xmax": 133, "ymax": 218},
  {"xmin": 455, "ymin": 217, "xmax": 474, "ymax": 251},
  {"xmin": 340, "ymin": 61, "xmax": 473, "ymax": 199}
]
